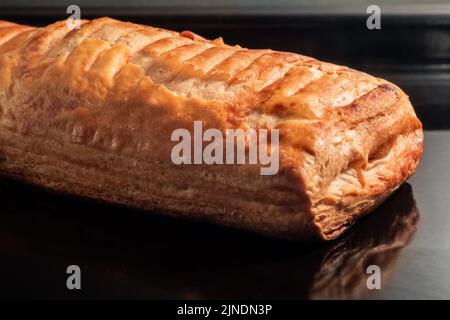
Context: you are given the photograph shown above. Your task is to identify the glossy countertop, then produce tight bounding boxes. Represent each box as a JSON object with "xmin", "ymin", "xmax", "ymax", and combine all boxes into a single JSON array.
[{"xmin": 0, "ymin": 131, "xmax": 448, "ymax": 299}]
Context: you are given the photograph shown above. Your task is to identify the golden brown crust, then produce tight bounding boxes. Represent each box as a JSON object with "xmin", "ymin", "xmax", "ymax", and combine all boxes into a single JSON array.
[{"xmin": 0, "ymin": 18, "xmax": 423, "ymax": 240}]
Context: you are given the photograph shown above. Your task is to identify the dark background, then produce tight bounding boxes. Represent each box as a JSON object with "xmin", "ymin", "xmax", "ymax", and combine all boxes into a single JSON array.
[{"xmin": 1, "ymin": 0, "xmax": 449, "ymax": 129}]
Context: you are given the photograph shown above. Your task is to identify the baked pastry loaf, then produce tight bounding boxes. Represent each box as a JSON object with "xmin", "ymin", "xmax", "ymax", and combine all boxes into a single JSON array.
[{"xmin": 0, "ymin": 18, "xmax": 423, "ymax": 240}]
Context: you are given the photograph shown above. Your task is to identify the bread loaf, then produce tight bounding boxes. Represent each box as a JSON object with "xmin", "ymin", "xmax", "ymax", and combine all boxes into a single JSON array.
[{"xmin": 0, "ymin": 18, "xmax": 423, "ymax": 240}]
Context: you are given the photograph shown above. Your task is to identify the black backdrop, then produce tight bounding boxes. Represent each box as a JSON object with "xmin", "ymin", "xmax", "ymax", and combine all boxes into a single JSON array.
[{"xmin": 1, "ymin": 1, "xmax": 449, "ymax": 129}]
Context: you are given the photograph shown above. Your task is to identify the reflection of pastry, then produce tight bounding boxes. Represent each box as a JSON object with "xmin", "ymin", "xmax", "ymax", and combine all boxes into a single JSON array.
[
  {"xmin": 0, "ymin": 181, "xmax": 418, "ymax": 299},
  {"xmin": 309, "ymin": 183, "xmax": 419, "ymax": 299},
  {"xmin": 0, "ymin": 18, "xmax": 422, "ymax": 240}
]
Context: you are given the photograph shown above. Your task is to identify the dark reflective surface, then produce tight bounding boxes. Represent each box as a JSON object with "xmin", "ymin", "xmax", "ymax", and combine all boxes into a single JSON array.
[
  {"xmin": 0, "ymin": 173, "xmax": 418, "ymax": 299},
  {"xmin": 1, "ymin": 131, "xmax": 450, "ymax": 299}
]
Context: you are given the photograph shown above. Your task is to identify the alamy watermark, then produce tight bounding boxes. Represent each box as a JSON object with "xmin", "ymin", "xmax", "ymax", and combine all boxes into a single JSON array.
[
  {"xmin": 66, "ymin": 265, "xmax": 81, "ymax": 290},
  {"xmin": 366, "ymin": 264, "xmax": 381, "ymax": 290},
  {"xmin": 366, "ymin": 5, "xmax": 381, "ymax": 30},
  {"xmin": 171, "ymin": 121, "xmax": 279, "ymax": 175},
  {"xmin": 66, "ymin": 5, "xmax": 81, "ymax": 30}
]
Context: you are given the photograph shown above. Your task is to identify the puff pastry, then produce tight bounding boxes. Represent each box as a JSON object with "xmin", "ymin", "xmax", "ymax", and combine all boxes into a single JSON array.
[{"xmin": 0, "ymin": 18, "xmax": 423, "ymax": 240}]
